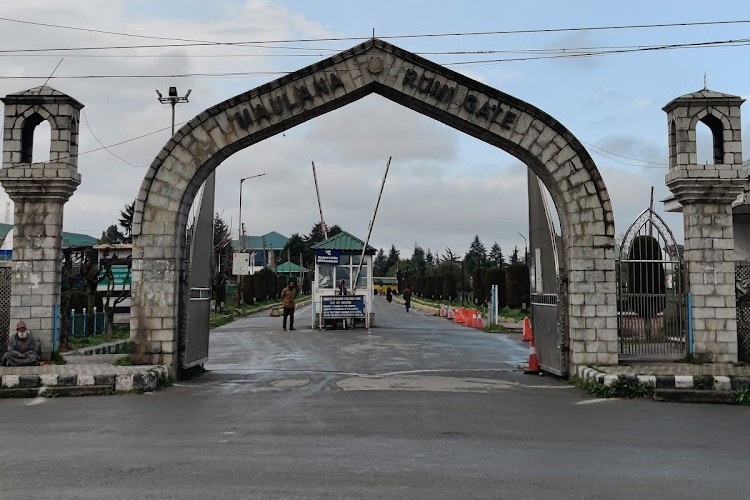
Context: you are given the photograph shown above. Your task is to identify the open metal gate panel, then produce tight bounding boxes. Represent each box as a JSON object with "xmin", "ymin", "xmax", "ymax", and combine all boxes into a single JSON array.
[
  {"xmin": 617, "ymin": 208, "xmax": 686, "ymax": 361},
  {"xmin": 183, "ymin": 173, "xmax": 215, "ymax": 369},
  {"xmin": 528, "ymin": 170, "xmax": 568, "ymax": 376}
]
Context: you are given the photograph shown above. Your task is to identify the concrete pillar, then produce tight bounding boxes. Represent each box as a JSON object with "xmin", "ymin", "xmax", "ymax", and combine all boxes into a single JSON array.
[
  {"xmin": 664, "ymin": 89, "xmax": 744, "ymax": 362},
  {"xmin": 0, "ymin": 86, "xmax": 82, "ymax": 359}
]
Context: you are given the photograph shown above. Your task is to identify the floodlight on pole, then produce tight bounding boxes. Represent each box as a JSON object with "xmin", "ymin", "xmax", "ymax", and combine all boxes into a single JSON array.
[{"xmin": 156, "ymin": 86, "xmax": 192, "ymax": 136}]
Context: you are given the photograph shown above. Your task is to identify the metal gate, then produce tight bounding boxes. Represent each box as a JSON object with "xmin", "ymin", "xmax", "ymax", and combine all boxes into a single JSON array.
[
  {"xmin": 617, "ymin": 208, "xmax": 686, "ymax": 360},
  {"xmin": 528, "ymin": 171, "xmax": 567, "ymax": 376},
  {"xmin": 182, "ymin": 172, "xmax": 215, "ymax": 369},
  {"xmin": 735, "ymin": 263, "xmax": 750, "ymax": 362},
  {"xmin": 0, "ymin": 266, "xmax": 10, "ymax": 355}
]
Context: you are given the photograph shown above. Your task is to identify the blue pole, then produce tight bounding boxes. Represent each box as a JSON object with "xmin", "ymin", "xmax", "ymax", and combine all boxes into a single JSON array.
[
  {"xmin": 82, "ymin": 308, "xmax": 87, "ymax": 337},
  {"xmin": 53, "ymin": 303, "xmax": 59, "ymax": 353},
  {"xmin": 70, "ymin": 309, "xmax": 76, "ymax": 338},
  {"xmin": 93, "ymin": 307, "xmax": 97, "ymax": 335},
  {"xmin": 687, "ymin": 292, "xmax": 694, "ymax": 356}
]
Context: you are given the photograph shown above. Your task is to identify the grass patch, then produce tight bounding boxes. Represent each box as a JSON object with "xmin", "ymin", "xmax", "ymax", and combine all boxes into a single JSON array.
[
  {"xmin": 483, "ymin": 323, "xmax": 517, "ymax": 334},
  {"xmin": 411, "ymin": 297, "xmax": 527, "ymax": 322},
  {"xmin": 68, "ymin": 326, "xmax": 130, "ymax": 350},
  {"xmin": 114, "ymin": 355, "xmax": 132, "ymax": 366},
  {"xmin": 573, "ymin": 375, "xmax": 655, "ymax": 399},
  {"xmin": 734, "ymin": 388, "xmax": 750, "ymax": 405},
  {"xmin": 159, "ymin": 372, "xmax": 173, "ymax": 388},
  {"xmin": 210, "ymin": 296, "xmax": 311, "ymax": 328},
  {"xmin": 51, "ymin": 351, "xmax": 67, "ymax": 365},
  {"xmin": 677, "ymin": 355, "xmax": 707, "ymax": 365}
]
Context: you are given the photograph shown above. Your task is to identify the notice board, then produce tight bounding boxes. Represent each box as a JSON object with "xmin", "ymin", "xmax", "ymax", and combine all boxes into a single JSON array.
[{"xmin": 321, "ymin": 295, "xmax": 366, "ymax": 319}]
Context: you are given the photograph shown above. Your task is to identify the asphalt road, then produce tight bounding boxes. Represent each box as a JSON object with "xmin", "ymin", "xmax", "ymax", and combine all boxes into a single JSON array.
[{"xmin": 1, "ymin": 296, "xmax": 748, "ymax": 499}]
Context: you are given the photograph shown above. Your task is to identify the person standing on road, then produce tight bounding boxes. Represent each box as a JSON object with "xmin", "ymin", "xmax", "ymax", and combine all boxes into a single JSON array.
[
  {"xmin": 403, "ymin": 286, "xmax": 412, "ymax": 313},
  {"xmin": 280, "ymin": 279, "xmax": 298, "ymax": 331},
  {"xmin": 386, "ymin": 287, "xmax": 393, "ymax": 303}
]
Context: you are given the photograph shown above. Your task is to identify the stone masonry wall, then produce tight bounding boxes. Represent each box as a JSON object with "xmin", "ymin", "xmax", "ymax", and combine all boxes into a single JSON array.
[{"xmin": 682, "ymin": 203, "xmax": 739, "ymax": 362}]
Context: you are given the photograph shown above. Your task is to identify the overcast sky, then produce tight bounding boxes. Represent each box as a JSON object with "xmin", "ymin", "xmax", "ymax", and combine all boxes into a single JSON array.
[{"xmin": 2, "ymin": 1, "xmax": 750, "ymax": 259}]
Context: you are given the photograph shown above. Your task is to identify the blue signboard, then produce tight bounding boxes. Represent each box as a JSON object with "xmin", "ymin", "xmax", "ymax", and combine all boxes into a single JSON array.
[
  {"xmin": 315, "ymin": 249, "xmax": 341, "ymax": 265},
  {"xmin": 321, "ymin": 295, "xmax": 366, "ymax": 319}
]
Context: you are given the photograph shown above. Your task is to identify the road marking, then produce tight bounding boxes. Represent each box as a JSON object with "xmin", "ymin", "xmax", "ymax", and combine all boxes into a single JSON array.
[
  {"xmin": 26, "ymin": 397, "xmax": 47, "ymax": 406},
  {"xmin": 574, "ymin": 398, "xmax": 616, "ymax": 405}
]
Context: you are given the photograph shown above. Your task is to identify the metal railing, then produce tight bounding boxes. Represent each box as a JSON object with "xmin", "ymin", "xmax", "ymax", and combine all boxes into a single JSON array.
[{"xmin": 68, "ymin": 307, "xmax": 108, "ymax": 338}]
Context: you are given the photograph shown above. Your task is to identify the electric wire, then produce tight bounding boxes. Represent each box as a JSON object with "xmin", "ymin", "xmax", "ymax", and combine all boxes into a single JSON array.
[{"xmin": 1, "ymin": 15, "xmax": 749, "ymax": 47}]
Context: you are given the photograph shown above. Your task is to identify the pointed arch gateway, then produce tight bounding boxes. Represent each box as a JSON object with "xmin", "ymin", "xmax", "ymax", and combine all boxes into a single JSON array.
[{"xmin": 131, "ymin": 39, "xmax": 617, "ymax": 375}]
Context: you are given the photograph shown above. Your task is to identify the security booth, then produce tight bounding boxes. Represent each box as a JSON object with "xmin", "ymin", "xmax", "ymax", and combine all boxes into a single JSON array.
[{"xmin": 311, "ymin": 231, "xmax": 375, "ymax": 329}]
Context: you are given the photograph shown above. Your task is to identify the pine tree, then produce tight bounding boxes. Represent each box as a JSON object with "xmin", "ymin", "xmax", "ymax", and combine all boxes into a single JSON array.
[
  {"xmin": 464, "ymin": 235, "xmax": 487, "ymax": 274},
  {"xmin": 119, "ymin": 201, "xmax": 135, "ymax": 243},
  {"xmin": 373, "ymin": 248, "xmax": 387, "ymax": 276},
  {"xmin": 412, "ymin": 244, "xmax": 427, "ymax": 273},
  {"xmin": 425, "ymin": 249, "xmax": 434, "ymax": 266},
  {"xmin": 488, "ymin": 242, "xmax": 504, "ymax": 268},
  {"xmin": 385, "ymin": 244, "xmax": 400, "ymax": 274}
]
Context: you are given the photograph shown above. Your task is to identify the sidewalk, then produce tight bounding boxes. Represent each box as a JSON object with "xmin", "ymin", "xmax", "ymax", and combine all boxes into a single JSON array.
[
  {"xmin": 0, "ymin": 340, "xmax": 170, "ymax": 397},
  {"xmin": 575, "ymin": 362, "xmax": 750, "ymax": 404}
]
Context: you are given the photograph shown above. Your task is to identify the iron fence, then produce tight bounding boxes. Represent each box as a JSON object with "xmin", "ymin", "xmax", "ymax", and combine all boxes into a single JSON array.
[
  {"xmin": 67, "ymin": 308, "xmax": 108, "ymax": 338},
  {"xmin": 735, "ymin": 263, "xmax": 750, "ymax": 362}
]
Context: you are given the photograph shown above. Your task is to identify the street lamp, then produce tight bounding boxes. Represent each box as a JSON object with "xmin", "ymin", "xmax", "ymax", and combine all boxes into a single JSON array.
[
  {"xmin": 517, "ymin": 230, "xmax": 529, "ymax": 311},
  {"xmin": 237, "ymin": 173, "xmax": 267, "ymax": 305}
]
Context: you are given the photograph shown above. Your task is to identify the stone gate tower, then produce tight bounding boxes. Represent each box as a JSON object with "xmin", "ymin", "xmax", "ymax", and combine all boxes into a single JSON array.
[
  {"xmin": 664, "ymin": 89, "xmax": 745, "ymax": 362},
  {"xmin": 0, "ymin": 86, "xmax": 82, "ymax": 359}
]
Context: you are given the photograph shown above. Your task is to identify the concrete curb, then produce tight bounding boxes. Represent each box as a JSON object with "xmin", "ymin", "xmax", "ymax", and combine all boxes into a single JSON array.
[
  {"xmin": 574, "ymin": 365, "xmax": 750, "ymax": 404},
  {"xmin": 0, "ymin": 365, "xmax": 170, "ymax": 397},
  {"xmin": 72, "ymin": 339, "xmax": 130, "ymax": 356}
]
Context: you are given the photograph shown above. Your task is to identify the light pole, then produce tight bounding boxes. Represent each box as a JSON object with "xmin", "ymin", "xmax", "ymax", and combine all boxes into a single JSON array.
[
  {"xmin": 517, "ymin": 231, "xmax": 528, "ymax": 311},
  {"xmin": 237, "ymin": 173, "xmax": 267, "ymax": 306},
  {"xmin": 156, "ymin": 86, "xmax": 191, "ymax": 136}
]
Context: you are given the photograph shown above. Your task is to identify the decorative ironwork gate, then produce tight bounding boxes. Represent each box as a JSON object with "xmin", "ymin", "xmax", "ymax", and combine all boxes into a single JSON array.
[
  {"xmin": 735, "ymin": 263, "xmax": 750, "ymax": 362},
  {"xmin": 617, "ymin": 209, "xmax": 686, "ymax": 360},
  {"xmin": 0, "ymin": 266, "xmax": 10, "ymax": 355}
]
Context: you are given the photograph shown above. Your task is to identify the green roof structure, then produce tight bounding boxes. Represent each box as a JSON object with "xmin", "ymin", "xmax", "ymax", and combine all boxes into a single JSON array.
[
  {"xmin": 272, "ymin": 261, "xmax": 310, "ymax": 274},
  {"xmin": 0, "ymin": 222, "xmax": 98, "ymax": 248},
  {"xmin": 311, "ymin": 231, "xmax": 376, "ymax": 254},
  {"xmin": 232, "ymin": 231, "xmax": 289, "ymax": 251}
]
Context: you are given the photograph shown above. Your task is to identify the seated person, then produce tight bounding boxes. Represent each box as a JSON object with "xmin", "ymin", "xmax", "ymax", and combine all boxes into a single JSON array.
[{"xmin": 2, "ymin": 320, "xmax": 41, "ymax": 367}]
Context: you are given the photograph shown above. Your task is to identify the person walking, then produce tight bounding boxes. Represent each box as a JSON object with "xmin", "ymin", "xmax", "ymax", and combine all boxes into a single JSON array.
[
  {"xmin": 386, "ymin": 287, "xmax": 393, "ymax": 303},
  {"xmin": 403, "ymin": 286, "xmax": 412, "ymax": 312},
  {"xmin": 280, "ymin": 279, "xmax": 298, "ymax": 330}
]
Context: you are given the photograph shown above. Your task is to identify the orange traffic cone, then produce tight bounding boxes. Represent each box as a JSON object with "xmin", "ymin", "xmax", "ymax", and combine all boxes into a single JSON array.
[
  {"xmin": 522, "ymin": 316, "xmax": 532, "ymax": 342},
  {"xmin": 524, "ymin": 335, "xmax": 541, "ymax": 374},
  {"xmin": 473, "ymin": 311, "xmax": 483, "ymax": 329}
]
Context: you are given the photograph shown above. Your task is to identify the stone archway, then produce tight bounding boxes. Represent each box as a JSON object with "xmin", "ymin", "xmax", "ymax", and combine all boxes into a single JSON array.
[{"xmin": 131, "ymin": 39, "xmax": 617, "ymax": 373}]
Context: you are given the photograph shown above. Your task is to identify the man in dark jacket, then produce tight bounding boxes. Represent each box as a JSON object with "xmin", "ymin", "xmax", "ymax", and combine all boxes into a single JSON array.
[
  {"xmin": 403, "ymin": 286, "xmax": 412, "ymax": 312},
  {"xmin": 2, "ymin": 320, "xmax": 40, "ymax": 366},
  {"xmin": 280, "ymin": 279, "xmax": 298, "ymax": 330}
]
